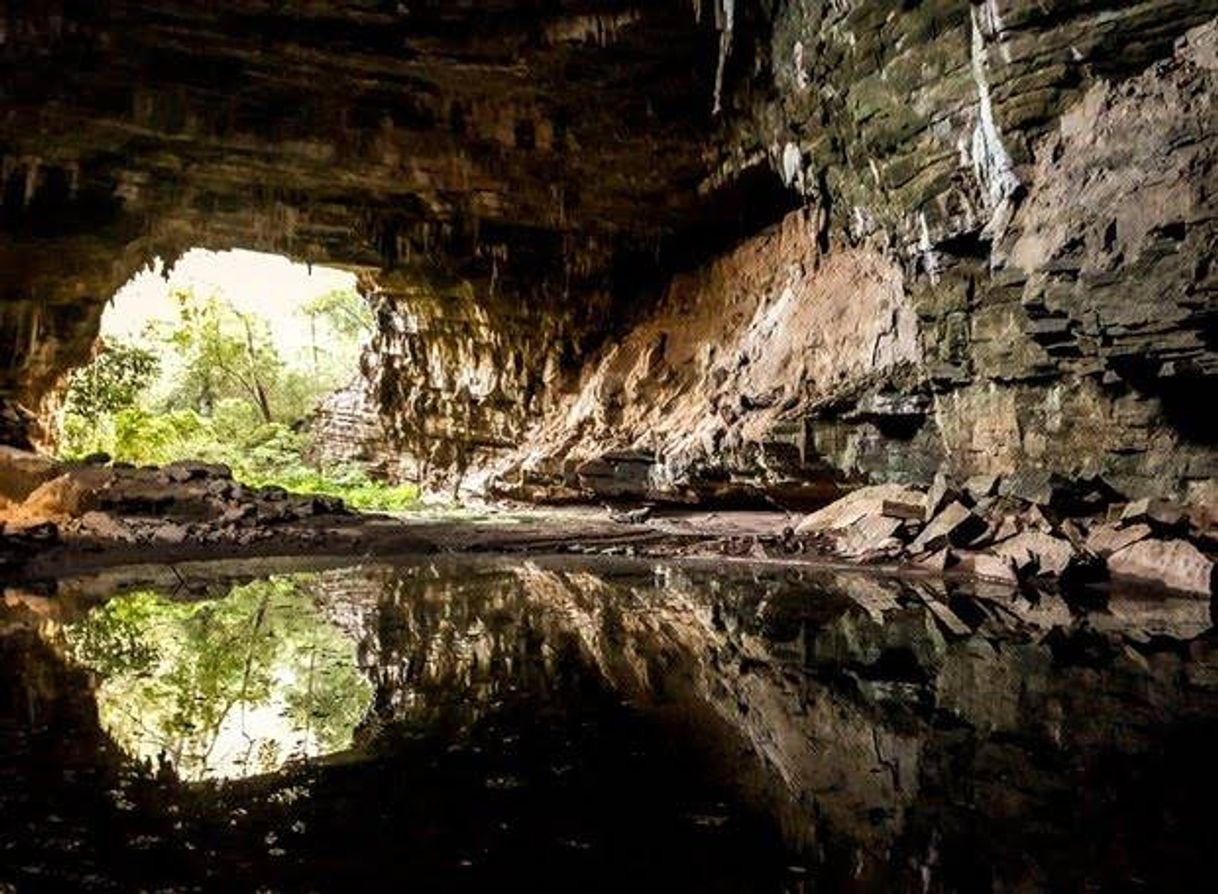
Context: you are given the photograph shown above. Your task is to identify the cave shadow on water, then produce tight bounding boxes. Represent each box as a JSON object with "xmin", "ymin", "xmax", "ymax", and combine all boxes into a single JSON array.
[{"xmin": 2, "ymin": 556, "xmax": 1218, "ymax": 891}]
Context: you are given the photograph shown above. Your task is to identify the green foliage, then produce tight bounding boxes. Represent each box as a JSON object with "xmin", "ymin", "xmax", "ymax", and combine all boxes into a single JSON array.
[
  {"xmin": 303, "ymin": 287, "xmax": 375, "ymax": 341},
  {"xmin": 161, "ymin": 290, "xmax": 283, "ymax": 422},
  {"xmin": 62, "ymin": 340, "xmax": 160, "ymax": 419},
  {"xmin": 55, "ymin": 280, "xmax": 419, "ymax": 511},
  {"xmin": 66, "ymin": 577, "xmax": 374, "ymax": 781},
  {"xmin": 59, "ymin": 341, "xmax": 160, "ymax": 455}
]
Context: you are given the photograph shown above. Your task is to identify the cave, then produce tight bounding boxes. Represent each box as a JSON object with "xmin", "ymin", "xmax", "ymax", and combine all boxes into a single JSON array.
[{"xmin": 2, "ymin": 1, "xmax": 1218, "ymax": 889}]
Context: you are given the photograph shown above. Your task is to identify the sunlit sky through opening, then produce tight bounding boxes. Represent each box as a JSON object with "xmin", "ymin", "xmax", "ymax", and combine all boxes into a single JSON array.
[{"xmin": 105, "ymin": 248, "xmax": 360, "ymax": 359}]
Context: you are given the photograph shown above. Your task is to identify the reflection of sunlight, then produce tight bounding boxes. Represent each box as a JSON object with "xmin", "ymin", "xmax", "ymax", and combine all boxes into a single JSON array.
[{"xmin": 61, "ymin": 576, "xmax": 374, "ymax": 783}]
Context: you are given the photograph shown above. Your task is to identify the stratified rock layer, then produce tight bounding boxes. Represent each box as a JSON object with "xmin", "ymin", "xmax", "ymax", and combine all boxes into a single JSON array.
[{"xmin": 2, "ymin": 3, "xmax": 1217, "ymax": 506}]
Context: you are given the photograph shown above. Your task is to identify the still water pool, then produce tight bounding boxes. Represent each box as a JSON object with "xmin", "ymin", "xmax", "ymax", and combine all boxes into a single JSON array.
[{"xmin": 2, "ymin": 556, "xmax": 1217, "ymax": 891}]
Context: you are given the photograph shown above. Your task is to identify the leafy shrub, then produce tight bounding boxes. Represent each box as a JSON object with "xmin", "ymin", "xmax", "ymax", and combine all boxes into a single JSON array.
[{"xmin": 55, "ymin": 285, "xmax": 421, "ymax": 512}]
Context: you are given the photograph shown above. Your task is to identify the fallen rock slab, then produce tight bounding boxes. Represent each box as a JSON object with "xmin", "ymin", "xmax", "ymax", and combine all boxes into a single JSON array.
[
  {"xmin": 1108, "ymin": 539, "xmax": 1215, "ymax": 597},
  {"xmin": 1121, "ymin": 498, "xmax": 1186, "ymax": 530},
  {"xmin": 909, "ymin": 502, "xmax": 985, "ymax": 554},
  {"xmin": 834, "ymin": 514, "xmax": 903, "ymax": 559},
  {"xmin": 994, "ymin": 531, "xmax": 1078, "ymax": 577},
  {"xmin": 956, "ymin": 551, "xmax": 1019, "ymax": 584},
  {"xmin": 881, "ymin": 498, "xmax": 926, "ymax": 522},
  {"xmin": 795, "ymin": 484, "xmax": 925, "ymax": 535},
  {"xmin": 1087, "ymin": 522, "xmax": 1152, "ymax": 557}
]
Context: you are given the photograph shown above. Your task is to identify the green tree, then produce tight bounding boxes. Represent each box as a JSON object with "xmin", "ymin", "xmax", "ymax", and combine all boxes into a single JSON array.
[
  {"xmin": 165, "ymin": 289, "xmax": 282, "ymax": 423},
  {"xmin": 302, "ymin": 287, "xmax": 374, "ymax": 342},
  {"xmin": 63, "ymin": 340, "xmax": 159, "ymax": 420},
  {"xmin": 60, "ymin": 340, "xmax": 159, "ymax": 456}
]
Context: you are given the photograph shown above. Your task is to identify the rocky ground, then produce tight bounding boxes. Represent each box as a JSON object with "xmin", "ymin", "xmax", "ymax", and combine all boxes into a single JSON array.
[{"xmin": 2, "ymin": 446, "xmax": 1213, "ymax": 601}]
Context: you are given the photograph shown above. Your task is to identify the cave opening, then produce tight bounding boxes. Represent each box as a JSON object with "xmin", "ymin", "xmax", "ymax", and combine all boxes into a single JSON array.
[{"xmin": 54, "ymin": 248, "xmax": 419, "ymax": 512}]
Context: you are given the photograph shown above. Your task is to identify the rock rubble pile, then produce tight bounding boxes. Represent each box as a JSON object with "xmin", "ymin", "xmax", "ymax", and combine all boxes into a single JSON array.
[
  {"xmin": 0, "ymin": 450, "xmax": 351, "ymax": 571},
  {"xmin": 794, "ymin": 473, "xmax": 1216, "ymax": 597}
]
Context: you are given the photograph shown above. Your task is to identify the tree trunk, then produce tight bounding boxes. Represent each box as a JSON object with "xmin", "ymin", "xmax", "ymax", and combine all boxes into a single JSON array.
[{"xmin": 239, "ymin": 314, "xmax": 274, "ymax": 423}]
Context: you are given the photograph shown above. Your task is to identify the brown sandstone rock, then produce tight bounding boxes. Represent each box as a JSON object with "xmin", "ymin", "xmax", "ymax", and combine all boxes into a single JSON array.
[
  {"xmin": 1087, "ymin": 523, "xmax": 1153, "ymax": 558},
  {"xmin": 1108, "ymin": 539, "xmax": 1216, "ymax": 597},
  {"xmin": 909, "ymin": 503, "xmax": 985, "ymax": 555},
  {"xmin": 834, "ymin": 514, "xmax": 903, "ymax": 560},
  {"xmin": 955, "ymin": 552, "xmax": 1020, "ymax": 585},
  {"xmin": 993, "ymin": 532, "xmax": 1078, "ymax": 578},
  {"xmin": 0, "ymin": 447, "xmax": 61, "ymax": 502},
  {"xmin": 795, "ymin": 484, "xmax": 926, "ymax": 535}
]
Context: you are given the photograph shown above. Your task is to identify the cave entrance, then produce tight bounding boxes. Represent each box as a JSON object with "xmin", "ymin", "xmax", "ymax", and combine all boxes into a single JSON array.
[{"xmin": 55, "ymin": 249, "xmax": 419, "ymax": 511}]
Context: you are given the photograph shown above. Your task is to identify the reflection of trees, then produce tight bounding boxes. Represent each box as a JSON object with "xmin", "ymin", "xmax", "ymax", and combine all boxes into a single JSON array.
[{"xmin": 65, "ymin": 577, "xmax": 372, "ymax": 782}]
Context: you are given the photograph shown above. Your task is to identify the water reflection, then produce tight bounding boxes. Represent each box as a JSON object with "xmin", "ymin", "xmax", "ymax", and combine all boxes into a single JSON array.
[
  {"xmin": 2, "ymin": 557, "xmax": 1217, "ymax": 890},
  {"xmin": 64, "ymin": 577, "xmax": 373, "ymax": 781}
]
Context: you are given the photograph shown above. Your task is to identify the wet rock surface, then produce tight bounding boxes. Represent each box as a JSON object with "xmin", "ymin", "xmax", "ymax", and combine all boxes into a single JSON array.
[{"xmin": 2, "ymin": 555, "xmax": 1217, "ymax": 890}]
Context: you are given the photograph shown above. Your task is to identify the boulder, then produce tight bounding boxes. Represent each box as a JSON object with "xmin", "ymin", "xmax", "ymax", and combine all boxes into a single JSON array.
[
  {"xmin": 963, "ymin": 474, "xmax": 1000, "ymax": 502},
  {"xmin": 15, "ymin": 471, "xmax": 107, "ymax": 520},
  {"xmin": 1001, "ymin": 471, "xmax": 1121, "ymax": 515},
  {"xmin": 795, "ymin": 484, "xmax": 925, "ymax": 535},
  {"xmin": 993, "ymin": 531, "xmax": 1078, "ymax": 577},
  {"xmin": 1087, "ymin": 522, "xmax": 1152, "ymax": 557},
  {"xmin": 834, "ymin": 514, "xmax": 903, "ymax": 559},
  {"xmin": 990, "ymin": 516, "xmax": 1021, "ymax": 545},
  {"xmin": 1021, "ymin": 505, "xmax": 1055, "ymax": 534},
  {"xmin": 881, "ymin": 498, "xmax": 926, "ymax": 522},
  {"xmin": 1121, "ymin": 498, "xmax": 1187, "ymax": 530},
  {"xmin": 1108, "ymin": 539, "xmax": 1215, "ymax": 597},
  {"xmin": 150, "ymin": 523, "xmax": 190, "ymax": 545},
  {"xmin": 0, "ymin": 446, "xmax": 63, "ymax": 502},
  {"xmin": 76, "ymin": 511, "xmax": 135, "ymax": 543},
  {"xmin": 162, "ymin": 461, "xmax": 233, "ymax": 482},
  {"xmin": 924, "ymin": 471, "xmax": 958, "ymax": 519},
  {"xmin": 909, "ymin": 502, "xmax": 986, "ymax": 554},
  {"xmin": 956, "ymin": 551, "xmax": 1019, "ymax": 584}
]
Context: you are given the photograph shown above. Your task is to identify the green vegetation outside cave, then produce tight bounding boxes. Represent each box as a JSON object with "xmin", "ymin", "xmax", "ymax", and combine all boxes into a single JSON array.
[{"xmin": 56, "ymin": 282, "xmax": 421, "ymax": 512}]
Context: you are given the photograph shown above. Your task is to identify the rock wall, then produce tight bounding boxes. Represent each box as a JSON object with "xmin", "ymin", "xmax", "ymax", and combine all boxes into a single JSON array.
[
  {"xmin": 2, "ymin": 1, "xmax": 1216, "ymax": 507},
  {"xmin": 467, "ymin": 11, "xmax": 1218, "ymax": 505}
]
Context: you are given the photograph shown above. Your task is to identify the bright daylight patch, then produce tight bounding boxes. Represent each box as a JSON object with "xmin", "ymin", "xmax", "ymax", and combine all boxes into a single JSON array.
[{"xmin": 56, "ymin": 249, "xmax": 419, "ymax": 511}]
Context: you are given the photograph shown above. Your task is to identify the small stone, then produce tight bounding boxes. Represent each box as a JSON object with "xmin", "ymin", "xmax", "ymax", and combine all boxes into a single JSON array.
[
  {"xmin": 219, "ymin": 504, "xmax": 257, "ymax": 525},
  {"xmin": 1108, "ymin": 539, "xmax": 1215, "ymax": 597},
  {"xmin": 151, "ymin": 523, "xmax": 190, "ymax": 545},
  {"xmin": 1022, "ymin": 505, "xmax": 1055, "ymax": 534},
  {"xmin": 163, "ymin": 461, "xmax": 233, "ymax": 482},
  {"xmin": 78, "ymin": 511, "xmax": 133, "ymax": 542}
]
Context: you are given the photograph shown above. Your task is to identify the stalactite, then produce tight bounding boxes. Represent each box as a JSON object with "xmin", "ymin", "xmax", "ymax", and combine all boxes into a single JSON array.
[{"xmin": 712, "ymin": 0, "xmax": 735, "ymax": 115}]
